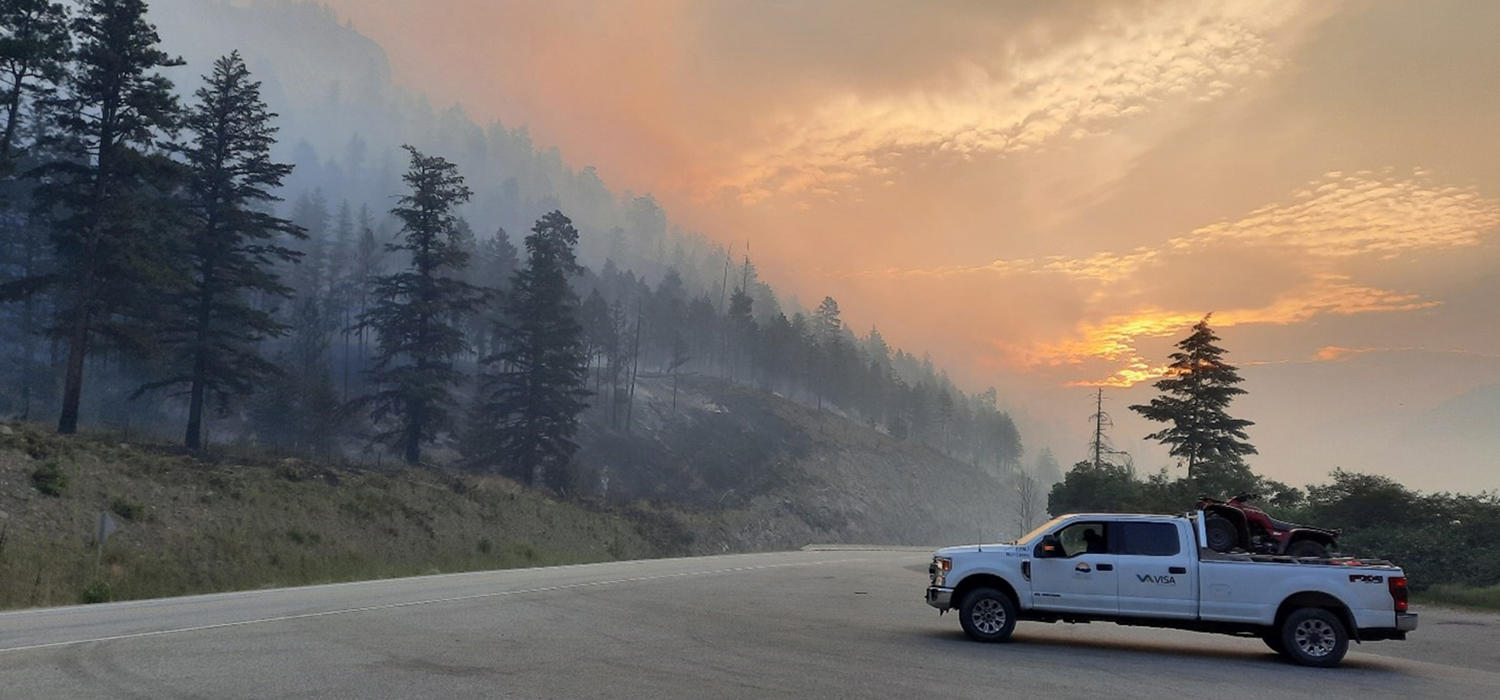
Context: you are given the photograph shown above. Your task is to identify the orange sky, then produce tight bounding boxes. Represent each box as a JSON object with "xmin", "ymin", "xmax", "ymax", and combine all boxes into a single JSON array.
[{"xmin": 318, "ymin": 0, "xmax": 1500, "ymax": 489}]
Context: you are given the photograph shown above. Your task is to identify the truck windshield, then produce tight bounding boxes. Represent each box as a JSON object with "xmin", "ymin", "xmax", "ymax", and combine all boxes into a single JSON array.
[{"xmin": 1011, "ymin": 516, "xmax": 1067, "ymax": 546}]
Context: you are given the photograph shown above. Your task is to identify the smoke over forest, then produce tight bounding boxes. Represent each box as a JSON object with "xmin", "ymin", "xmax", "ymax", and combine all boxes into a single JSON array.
[{"xmin": 0, "ymin": 0, "xmax": 1040, "ymax": 522}]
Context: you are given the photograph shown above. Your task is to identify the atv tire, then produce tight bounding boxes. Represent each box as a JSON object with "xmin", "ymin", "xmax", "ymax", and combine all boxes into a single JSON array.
[{"xmin": 1204, "ymin": 514, "xmax": 1238, "ymax": 553}]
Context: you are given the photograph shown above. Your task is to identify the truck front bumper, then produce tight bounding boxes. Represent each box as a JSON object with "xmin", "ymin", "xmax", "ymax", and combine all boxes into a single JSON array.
[{"xmin": 926, "ymin": 586, "xmax": 954, "ymax": 610}]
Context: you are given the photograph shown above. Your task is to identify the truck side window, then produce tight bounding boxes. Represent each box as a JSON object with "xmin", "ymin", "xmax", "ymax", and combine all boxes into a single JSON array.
[
  {"xmin": 1116, "ymin": 522, "xmax": 1180, "ymax": 556},
  {"xmin": 1055, "ymin": 522, "xmax": 1108, "ymax": 557}
]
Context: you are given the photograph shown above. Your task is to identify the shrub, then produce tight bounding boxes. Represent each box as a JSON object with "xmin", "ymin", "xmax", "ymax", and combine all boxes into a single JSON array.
[
  {"xmin": 31, "ymin": 462, "xmax": 68, "ymax": 497},
  {"xmin": 80, "ymin": 581, "xmax": 112, "ymax": 604},
  {"xmin": 110, "ymin": 496, "xmax": 144, "ymax": 521},
  {"xmin": 286, "ymin": 529, "xmax": 321, "ymax": 545}
]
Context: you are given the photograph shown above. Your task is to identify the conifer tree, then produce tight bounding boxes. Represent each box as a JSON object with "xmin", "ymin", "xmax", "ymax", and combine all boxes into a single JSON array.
[
  {"xmin": 604, "ymin": 296, "xmax": 630, "ymax": 428},
  {"xmin": 726, "ymin": 286, "xmax": 754, "ymax": 380},
  {"xmin": 249, "ymin": 296, "xmax": 343, "ymax": 454},
  {"xmin": 349, "ymin": 204, "xmax": 383, "ymax": 382},
  {"xmin": 289, "ymin": 189, "xmax": 329, "ymax": 298},
  {"xmin": 328, "ymin": 200, "xmax": 356, "ymax": 399},
  {"xmin": 138, "ymin": 52, "xmax": 301, "ymax": 448},
  {"xmin": 579, "ymin": 287, "xmax": 610, "ymax": 393},
  {"xmin": 1129, "ymin": 314, "xmax": 1257, "ymax": 484},
  {"xmin": 812, "ymin": 295, "xmax": 841, "ymax": 342},
  {"xmin": 329, "ymin": 201, "xmax": 354, "ymax": 291},
  {"xmin": 467, "ymin": 225, "xmax": 517, "ymax": 358},
  {"xmin": 648, "ymin": 268, "xmax": 685, "ymax": 369},
  {"xmin": 0, "ymin": 0, "xmax": 71, "ymax": 170},
  {"xmin": 359, "ymin": 146, "xmax": 483, "ymax": 464},
  {"xmin": 30, "ymin": 0, "xmax": 183, "ymax": 434},
  {"xmin": 466, "ymin": 210, "xmax": 589, "ymax": 488}
]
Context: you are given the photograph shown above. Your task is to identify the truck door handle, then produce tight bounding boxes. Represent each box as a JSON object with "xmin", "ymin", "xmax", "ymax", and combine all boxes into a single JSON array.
[
  {"xmin": 1169, "ymin": 567, "xmax": 1187, "ymax": 575},
  {"xmin": 1096, "ymin": 563, "xmax": 1114, "ymax": 571}
]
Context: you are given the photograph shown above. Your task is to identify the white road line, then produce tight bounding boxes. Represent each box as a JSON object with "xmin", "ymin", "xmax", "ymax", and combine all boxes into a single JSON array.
[{"xmin": 0, "ymin": 558, "xmax": 866, "ymax": 655}]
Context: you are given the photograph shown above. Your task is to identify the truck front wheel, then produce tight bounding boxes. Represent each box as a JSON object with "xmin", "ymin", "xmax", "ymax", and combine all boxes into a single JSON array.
[
  {"xmin": 958, "ymin": 587, "xmax": 1017, "ymax": 643},
  {"xmin": 1279, "ymin": 608, "xmax": 1349, "ymax": 667}
]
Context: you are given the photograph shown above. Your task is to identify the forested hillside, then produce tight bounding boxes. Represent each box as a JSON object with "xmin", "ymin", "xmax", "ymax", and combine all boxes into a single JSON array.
[{"xmin": 0, "ymin": 0, "xmax": 1034, "ymax": 545}]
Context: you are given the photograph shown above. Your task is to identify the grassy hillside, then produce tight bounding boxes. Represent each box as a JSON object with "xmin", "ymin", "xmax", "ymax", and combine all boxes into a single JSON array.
[
  {"xmin": 0, "ymin": 376, "xmax": 1020, "ymax": 609},
  {"xmin": 0, "ymin": 424, "xmax": 660, "ymax": 609}
]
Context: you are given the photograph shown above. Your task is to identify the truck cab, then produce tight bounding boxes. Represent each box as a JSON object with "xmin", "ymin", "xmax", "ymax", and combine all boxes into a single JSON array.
[{"xmin": 926, "ymin": 513, "xmax": 1417, "ymax": 667}]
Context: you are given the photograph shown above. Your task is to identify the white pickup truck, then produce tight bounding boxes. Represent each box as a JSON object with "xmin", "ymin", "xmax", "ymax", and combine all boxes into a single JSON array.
[{"xmin": 925, "ymin": 513, "xmax": 1417, "ymax": 667}]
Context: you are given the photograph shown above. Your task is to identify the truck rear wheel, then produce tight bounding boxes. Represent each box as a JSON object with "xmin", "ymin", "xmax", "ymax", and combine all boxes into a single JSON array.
[
  {"xmin": 1279, "ymin": 608, "xmax": 1348, "ymax": 667},
  {"xmin": 958, "ymin": 587, "xmax": 1017, "ymax": 643}
]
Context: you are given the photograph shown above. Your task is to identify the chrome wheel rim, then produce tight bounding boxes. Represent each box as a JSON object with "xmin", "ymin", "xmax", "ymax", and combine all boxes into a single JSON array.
[
  {"xmin": 1294, "ymin": 618, "xmax": 1337, "ymax": 657},
  {"xmin": 971, "ymin": 598, "xmax": 1007, "ymax": 635}
]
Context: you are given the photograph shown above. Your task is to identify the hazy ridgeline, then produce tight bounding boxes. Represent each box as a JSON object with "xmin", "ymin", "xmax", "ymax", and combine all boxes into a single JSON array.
[{"xmin": 0, "ymin": 1, "xmax": 1027, "ymax": 498}]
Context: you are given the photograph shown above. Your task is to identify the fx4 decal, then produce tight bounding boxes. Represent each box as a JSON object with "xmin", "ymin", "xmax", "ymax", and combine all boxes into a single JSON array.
[
  {"xmin": 1137, "ymin": 574, "xmax": 1177, "ymax": 585},
  {"xmin": 1349, "ymin": 574, "xmax": 1384, "ymax": 583}
]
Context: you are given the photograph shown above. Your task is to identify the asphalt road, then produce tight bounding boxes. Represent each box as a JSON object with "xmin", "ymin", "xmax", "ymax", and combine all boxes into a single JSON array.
[{"xmin": 2, "ymin": 549, "xmax": 1498, "ymax": 698}]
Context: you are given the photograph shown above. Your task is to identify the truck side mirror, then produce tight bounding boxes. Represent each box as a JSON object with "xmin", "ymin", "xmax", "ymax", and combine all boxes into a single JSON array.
[{"xmin": 1034, "ymin": 535, "xmax": 1063, "ymax": 558}]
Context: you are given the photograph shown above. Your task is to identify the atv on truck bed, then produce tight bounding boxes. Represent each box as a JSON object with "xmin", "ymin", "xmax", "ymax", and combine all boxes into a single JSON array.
[{"xmin": 1197, "ymin": 492, "xmax": 1340, "ymax": 558}]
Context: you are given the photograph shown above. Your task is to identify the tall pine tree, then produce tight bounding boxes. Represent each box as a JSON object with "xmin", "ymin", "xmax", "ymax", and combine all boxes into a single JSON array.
[
  {"xmin": 1129, "ymin": 314, "xmax": 1257, "ymax": 486},
  {"xmin": 466, "ymin": 210, "xmax": 589, "ymax": 488},
  {"xmin": 288, "ymin": 189, "xmax": 329, "ymax": 299},
  {"xmin": 359, "ymin": 146, "xmax": 482, "ymax": 464},
  {"xmin": 349, "ymin": 205, "xmax": 383, "ymax": 394},
  {"xmin": 137, "ymin": 52, "xmax": 301, "ymax": 448},
  {"xmin": 0, "ymin": 0, "xmax": 71, "ymax": 170},
  {"xmin": 31, "ymin": 0, "xmax": 183, "ymax": 434},
  {"xmin": 468, "ymin": 226, "xmax": 518, "ymax": 359},
  {"xmin": 249, "ymin": 296, "xmax": 343, "ymax": 455}
]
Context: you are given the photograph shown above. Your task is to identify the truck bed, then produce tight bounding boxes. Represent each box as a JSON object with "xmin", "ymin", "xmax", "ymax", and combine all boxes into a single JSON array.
[{"xmin": 1197, "ymin": 548, "xmax": 1399, "ymax": 568}]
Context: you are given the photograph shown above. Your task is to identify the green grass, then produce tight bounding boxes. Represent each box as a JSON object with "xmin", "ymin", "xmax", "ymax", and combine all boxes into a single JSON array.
[{"xmin": 1416, "ymin": 583, "xmax": 1500, "ymax": 612}]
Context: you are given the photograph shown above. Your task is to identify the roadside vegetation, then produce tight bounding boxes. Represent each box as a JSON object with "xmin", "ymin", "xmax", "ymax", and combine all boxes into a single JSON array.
[
  {"xmin": 0, "ymin": 423, "xmax": 659, "ymax": 609},
  {"xmin": 1417, "ymin": 584, "xmax": 1500, "ymax": 612},
  {"xmin": 0, "ymin": 374, "xmax": 1018, "ymax": 609}
]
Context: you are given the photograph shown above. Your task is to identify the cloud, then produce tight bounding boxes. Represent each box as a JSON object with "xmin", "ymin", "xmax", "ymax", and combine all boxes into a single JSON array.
[
  {"xmin": 1168, "ymin": 169, "xmax": 1500, "ymax": 258},
  {"xmin": 1017, "ymin": 274, "xmax": 1439, "ymax": 387},
  {"xmin": 842, "ymin": 168, "xmax": 1500, "ymax": 284},
  {"xmin": 830, "ymin": 165, "xmax": 1500, "ymax": 387},
  {"xmin": 1314, "ymin": 345, "xmax": 1500, "ymax": 362},
  {"xmin": 1315, "ymin": 345, "xmax": 1374, "ymax": 362},
  {"xmin": 707, "ymin": 1, "xmax": 1326, "ymax": 203}
]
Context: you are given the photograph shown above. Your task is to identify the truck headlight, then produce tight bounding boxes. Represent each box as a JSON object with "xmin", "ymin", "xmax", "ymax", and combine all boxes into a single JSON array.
[{"xmin": 932, "ymin": 557, "xmax": 952, "ymax": 586}]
